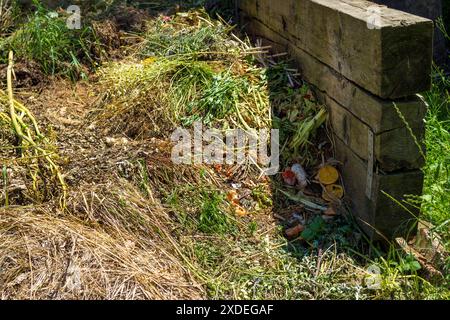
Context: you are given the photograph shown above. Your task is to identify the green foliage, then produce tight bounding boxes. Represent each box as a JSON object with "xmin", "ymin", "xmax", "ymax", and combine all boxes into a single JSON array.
[
  {"xmin": 251, "ymin": 185, "xmax": 272, "ymax": 208},
  {"xmin": 397, "ymin": 255, "xmax": 422, "ymax": 273},
  {"xmin": 301, "ymin": 216, "xmax": 326, "ymax": 242},
  {"xmin": 0, "ymin": 1, "xmax": 101, "ymax": 80},
  {"xmin": 422, "ymin": 68, "xmax": 450, "ymax": 247},
  {"xmin": 183, "ymin": 72, "xmax": 248, "ymax": 126},
  {"xmin": 163, "ymin": 183, "xmax": 236, "ymax": 235},
  {"xmin": 267, "ymin": 63, "xmax": 327, "ymax": 166},
  {"xmin": 198, "ymin": 189, "xmax": 235, "ymax": 234},
  {"xmin": 98, "ymin": 11, "xmax": 271, "ymax": 136}
]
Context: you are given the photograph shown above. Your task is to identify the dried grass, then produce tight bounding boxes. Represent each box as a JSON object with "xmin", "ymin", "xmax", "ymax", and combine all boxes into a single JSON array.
[
  {"xmin": 0, "ymin": 0, "xmax": 14, "ymax": 35},
  {"xmin": 0, "ymin": 179, "xmax": 204, "ymax": 300}
]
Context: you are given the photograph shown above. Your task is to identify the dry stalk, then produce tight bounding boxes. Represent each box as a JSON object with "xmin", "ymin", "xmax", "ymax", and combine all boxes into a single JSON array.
[{"xmin": 2, "ymin": 51, "xmax": 67, "ymax": 206}]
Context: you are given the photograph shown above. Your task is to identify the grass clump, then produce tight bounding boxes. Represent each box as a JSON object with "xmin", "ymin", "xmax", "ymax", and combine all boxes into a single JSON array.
[
  {"xmin": 420, "ymin": 67, "xmax": 450, "ymax": 288},
  {"xmin": 164, "ymin": 183, "xmax": 237, "ymax": 235},
  {"xmin": 198, "ymin": 189, "xmax": 235, "ymax": 234},
  {"xmin": 422, "ymin": 67, "xmax": 450, "ymax": 245},
  {"xmin": 419, "ymin": 23, "xmax": 450, "ymax": 253},
  {"xmin": 0, "ymin": 1, "xmax": 101, "ymax": 80}
]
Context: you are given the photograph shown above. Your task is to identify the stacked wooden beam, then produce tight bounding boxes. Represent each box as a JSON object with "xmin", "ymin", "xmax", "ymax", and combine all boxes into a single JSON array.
[
  {"xmin": 238, "ymin": 0, "xmax": 433, "ymax": 240},
  {"xmin": 372, "ymin": 0, "xmax": 446, "ymax": 65}
]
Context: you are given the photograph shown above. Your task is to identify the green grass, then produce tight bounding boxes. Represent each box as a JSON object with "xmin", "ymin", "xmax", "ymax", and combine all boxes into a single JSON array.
[
  {"xmin": 183, "ymin": 72, "xmax": 252, "ymax": 126},
  {"xmin": 422, "ymin": 67, "xmax": 450, "ymax": 257},
  {"xmin": 419, "ymin": 18, "xmax": 450, "ymax": 258},
  {"xmin": 155, "ymin": 167, "xmax": 449, "ymax": 299},
  {"xmin": 163, "ymin": 183, "xmax": 237, "ymax": 235},
  {"xmin": 197, "ymin": 190, "xmax": 233, "ymax": 234},
  {"xmin": 0, "ymin": 1, "xmax": 101, "ymax": 80}
]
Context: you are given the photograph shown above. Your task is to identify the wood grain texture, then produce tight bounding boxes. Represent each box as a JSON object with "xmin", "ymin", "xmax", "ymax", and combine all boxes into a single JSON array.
[
  {"xmin": 334, "ymin": 136, "xmax": 423, "ymax": 240},
  {"xmin": 240, "ymin": 15, "xmax": 427, "ymax": 132},
  {"xmin": 326, "ymin": 96, "xmax": 426, "ymax": 171},
  {"xmin": 239, "ymin": 0, "xmax": 433, "ymax": 98},
  {"xmin": 241, "ymin": 16, "xmax": 427, "ymax": 171}
]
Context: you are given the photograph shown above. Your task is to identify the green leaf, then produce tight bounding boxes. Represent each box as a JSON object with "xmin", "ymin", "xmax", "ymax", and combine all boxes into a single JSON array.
[
  {"xmin": 300, "ymin": 216, "xmax": 326, "ymax": 241},
  {"xmin": 409, "ymin": 261, "xmax": 422, "ymax": 272}
]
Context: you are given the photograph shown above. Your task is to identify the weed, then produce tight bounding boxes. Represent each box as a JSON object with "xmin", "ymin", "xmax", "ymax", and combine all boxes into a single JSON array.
[
  {"xmin": 163, "ymin": 183, "xmax": 236, "ymax": 235},
  {"xmin": 198, "ymin": 189, "xmax": 235, "ymax": 234},
  {"xmin": 300, "ymin": 216, "xmax": 327, "ymax": 242},
  {"xmin": 0, "ymin": 51, "xmax": 66, "ymax": 205},
  {"xmin": 0, "ymin": 1, "xmax": 101, "ymax": 80}
]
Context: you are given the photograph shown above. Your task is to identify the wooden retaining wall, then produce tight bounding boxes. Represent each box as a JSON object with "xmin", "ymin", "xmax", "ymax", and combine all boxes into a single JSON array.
[
  {"xmin": 373, "ymin": 0, "xmax": 446, "ymax": 65},
  {"xmin": 238, "ymin": 0, "xmax": 434, "ymax": 240}
]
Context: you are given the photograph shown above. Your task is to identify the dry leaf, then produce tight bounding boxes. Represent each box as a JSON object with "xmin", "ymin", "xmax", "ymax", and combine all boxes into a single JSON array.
[
  {"xmin": 225, "ymin": 167, "xmax": 234, "ymax": 178},
  {"xmin": 142, "ymin": 57, "xmax": 157, "ymax": 66},
  {"xmin": 227, "ymin": 190, "xmax": 239, "ymax": 205},
  {"xmin": 285, "ymin": 224, "xmax": 305, "ymax": 239}
]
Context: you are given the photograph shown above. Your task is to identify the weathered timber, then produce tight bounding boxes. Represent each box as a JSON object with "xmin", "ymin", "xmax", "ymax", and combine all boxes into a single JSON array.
[
  {"xmin": 334, "ymin": 136, "xmax": 423, "ymax": 240},
  {"xmin": 238, "ymin": 0, "xmax": 429, "ymax": 239},
  {"xmin": 239, "ymin": 0, "xmax": 433, "ymax": 99},
  {"xmin": 372, "ymin": 0, "xmax": 446, "ymax": 66},
  {"xmin": 326, "ymin": 96, "xmax": 426, "ymax": 171},
  {"xmin": 241, "ymin": 16, "xmax": 427, "ymax": 171},
  {"xmin": 240, "ymin": 16, "xmax": 427, "ymax": 133}
]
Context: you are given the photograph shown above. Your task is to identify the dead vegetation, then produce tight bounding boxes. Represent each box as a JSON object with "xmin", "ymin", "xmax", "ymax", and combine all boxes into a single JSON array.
[
  {"xmin": 0, "ymin": 1, "xmax": 448, "ymax": 300},
  {"xmin": 1, "ymin": 51, "xmax": 65, "ymax": 206},
  {"xmin": 0, "ymin": 180, "xmax": 204, "ymax": 299}
]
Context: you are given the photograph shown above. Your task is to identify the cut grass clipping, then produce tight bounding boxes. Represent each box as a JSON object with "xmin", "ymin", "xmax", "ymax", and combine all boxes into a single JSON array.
[
  {"xmin": 0, "ymin": 51, "xmax": 66, "ymax": 206},
  {"xmin": 96, "ymin": 10, "xmax": 272, "ymax": 138}
]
